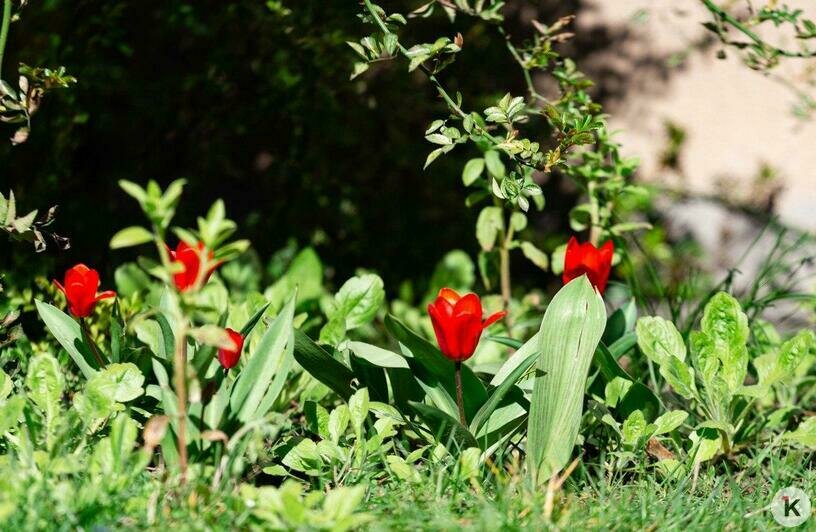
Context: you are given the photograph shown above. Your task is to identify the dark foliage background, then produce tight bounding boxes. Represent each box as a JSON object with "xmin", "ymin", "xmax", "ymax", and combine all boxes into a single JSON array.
[{"xmin": 2, "ymin": 0, "xmax": 632, "ymax": 295}]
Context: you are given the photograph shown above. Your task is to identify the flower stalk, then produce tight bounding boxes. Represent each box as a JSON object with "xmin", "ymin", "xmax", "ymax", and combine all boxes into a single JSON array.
[{"xmin": 454, "ymin": 361, "xmax": 465, "ymax": 425}]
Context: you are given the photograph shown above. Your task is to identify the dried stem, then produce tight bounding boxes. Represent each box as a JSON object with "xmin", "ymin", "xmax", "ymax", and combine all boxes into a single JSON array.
[{"xmin": 174, "ymin": 321, "xmax": 189, "ymax": 483}]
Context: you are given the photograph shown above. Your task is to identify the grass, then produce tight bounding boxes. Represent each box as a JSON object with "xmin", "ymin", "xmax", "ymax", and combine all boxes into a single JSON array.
[{"xmin": 359, "ymin": 448, "xmax": 814, "ymax": 531}]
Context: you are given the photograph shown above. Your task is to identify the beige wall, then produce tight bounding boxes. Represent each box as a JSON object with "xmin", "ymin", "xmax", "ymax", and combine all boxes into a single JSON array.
[{"xmin": 580, "ymin": 0, "xmax": 816, "ymax": 231}]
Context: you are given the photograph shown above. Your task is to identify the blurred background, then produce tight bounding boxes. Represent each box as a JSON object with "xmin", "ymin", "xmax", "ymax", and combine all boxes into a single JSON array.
[{"xmin": 2, "ymin": 0, "xmax": 814, "ymax": 299}]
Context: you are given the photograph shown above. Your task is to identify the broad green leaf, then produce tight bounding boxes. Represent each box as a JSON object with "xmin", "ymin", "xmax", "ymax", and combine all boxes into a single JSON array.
[
  {"xmin": 230, "ymin": 294, "xmax": 295, "ymax": 422},
  {"xmin": 26, "ymin": 354, "xmax": 64, "ymax": 420},
  {"xmin": 520, "ymin": 241, "xmax": 548, "ymax": 271},
  {"xmin": 509, "ymin": 212, "xmax": 527, "ymax": 231},
  {"xmin": 476, "ymin": 206, "xmax": 504, "ymax": 252},
  {"xmin": 348, "ymin": 342, "xmax": 409, "ymax": 369},
  {"xmin": 0, "ymin": 396, "xmax": 26, "ymax": 435},
  {"xmin": 348, "ymin": 388, "xmax": 369, "ymax": 438},
  {"xmin": 425, "ymin": 250, "xmax": 475, "ymax": 301},
  {"xmin": 660, "ymin": 354, "xmax": 697, "ymax": 400},
  {"xmin": 75, "ymin": 363, "xmax": 145, "ymax": 421},
  {"xmin": 527, "ymin": 276, "xmax": 606, "ymax": 482},
  {"xmin": 469, "ymin": 351, "xmax": 537, "ymax": 434},
  {"xmin": 264, "ymin": 247, "xmax": 323, "ymax": 310},
  {"xmin": 697, "ymin": 292, "xmax": 749, "ymax": 395},
  {"xmin": 691, "ymin": 430, "xmax": 722, "ymax": 463},
  {"xmin": 604, "ymin": 377, "xmax": 632, "ymax": 408},
  {"xmin": 0, "ymin": 370, "xmax": 12, "ymax": 400},
  {"xmin": 328, "ymin": 405, "xmax": 350, "ymax": 443},
  {"xmin": 622, "ymin": 410, "xmax": 648, "ymax": 446},
  {"xmin": 783, "ymin": 417, "xmax": 816, "ymax": 448},
  {"xmin": 653, "ymin": 410, "xmax": 688, "ymax": 435},
  {"xmin": 319, "ymin": 274, "xmax": 384, "ymax": 345},
  {"xmin": 593, "ymin": 342, "xmax": 660, "ymax": 420},
  {"xmin": 750, "ymin": 330, "xmax": 816, "ymax": 393},
  {"xmin": 282, "ymin": 438, "xmax": 322, "ymax": 474},
  {"xmin": 293, "ymin": 330, "xmax": 355, "ymax": 401},
  {"xmin": 462, "ymin": 158, "xmax": 485, "ymax": 186},
  {"xmin": 636, "ymin": 316, "xmax": 686, "ymax": 363},
  {"xmin": 109, "ymin": 226, "xmax": 153, "ymax": 249},
  {"xmin": 484, "ymin": 150, "xmax": 505, "ymax": 178},
  {"xmin": 92, "ymin": 363, "xmax": 145, "ymax": 402},
  {"xmin": 35, "ymin": 300, "xmax": 97, "ymax": 379}
]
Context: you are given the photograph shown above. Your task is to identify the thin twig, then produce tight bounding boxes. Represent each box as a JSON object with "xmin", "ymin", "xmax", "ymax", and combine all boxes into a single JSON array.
[{"xmin": 700, "ymin": 0, "xmax": 816, "ymax": 59}]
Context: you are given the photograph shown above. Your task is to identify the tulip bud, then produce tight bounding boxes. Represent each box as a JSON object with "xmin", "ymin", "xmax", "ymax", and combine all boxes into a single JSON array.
[
  {"xmin": 562, "ymin": 237, "xmax": 614, "ymax": 294},
  {"xmin": 427, "ymin": 288, "xmax": 506, "ymax": 362},
  {"xmin": 53, "ymin": 264, "xmax": 116, "ymax": 318}
]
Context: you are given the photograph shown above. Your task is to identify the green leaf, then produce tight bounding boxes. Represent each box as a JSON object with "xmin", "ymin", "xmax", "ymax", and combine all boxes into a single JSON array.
[
  {"xmin": 328, "ymin": 405, "xmax": 350, "ymax": 443},
  {"xmin": 75, "ymin": 363, "xmax": 145, "ymax": 421},
  {"xmin": 0, "ymin": 369, "xmax": 12, "ymax": 400},
  {"xmin": 484, "ymin": 150, "xmax": 505, "ymax": 179},
  {"xmin": 109, "ymin": 226, "xmax": 153, "ymax": 249},
  {"xmin": 26, "ymin": 353, "xmax": 64, "ymax": 420},
  {"xmin": 293, "ymin": 330, "xmax": 355, "ymax": 401},
  {"xmin": 527, "ymin": 276, "xmax": 606, "ymax": 482},
  {"xmin": 695, "ymin": 292, "xmax": 749, "ymax": 395},
  {"xmin": 622, "ymin": 410, "xmax": 648, "ymax": 446},
  {"xmin": 0, "ymin": 396, "xmax": 25, "ymax": 435},
  {"xmin": 35, "ymin": 300, "xmax": 97, "ymax": 379},
  {"xmin": 469, "ymin": 351, "xmax": 537, "ymax": 435},
  {"xmin": 593, "ymin": 342, "xmax": 660, "ymax": 420},
  {"xmin": 230, "ymin": 294, "xmax": 296, "ymax": 422},
  {"xmin": 93, "ymin": 363, "xmax": 145, "ymax": 402},
  {"xmin": 783, "ymin": 417, "xmax": 816, "ymax": 448},
  {"xmin": 426, "ymin": 250, "xmax": 475, "ymax": 301},
  {"xmin": 520, "ymin": 242, "xmax": 549, "ymax": 271},
  {"xmin": 653, "ymin": 410, "xmax": 688, "ymax": 435},
  {"xmin": 348, "ymin": 388, "xmax": 370, "ymax": 438},
  {"xmin": 636, "ymin": 316, "xmax": 686, "ymax": 363},
  {"xmin": 462, "ymin": 158, "xmax": 485, "ymax": 186},
  {"xmin": 319, "ymin": 274, "xmax": 384, "ymax": 345},
  {"xmin": 409, "ymin": 401, "xmax": 478, "ymax": 450},
  {"xmin": 348, "ymin": 342, "xmax": 409, "ymax": 369},
  {"xmin": 661, "ymin": 355, "xmax": 697, "ymax": 400},
  {"xmin": 509, "ymin": 212, "xmax": 527, "ymax": 232},
  {"xmin": 385, "ymin": 315, "xmax": 487, "ymax": 421},
  {"xmin": 264, "ymin": 247, "xmax": 323, "ymax": 311},
  {"xmin": 476, "ymin": 206, "xmax": 504, "ymax": 252}
]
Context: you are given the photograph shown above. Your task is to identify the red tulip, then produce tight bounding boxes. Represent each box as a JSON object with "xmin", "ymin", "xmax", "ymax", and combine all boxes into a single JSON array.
[
  {"xmin": 167, "ymin": 241, "xmax": 221, "ymax": 292},
  {"xmin": 53, "ymin": 264, "xmax": 116, "ymax": 318},
  {"xmin": 218, "ymin": 328, "xmax": 244, "ymax": 370},
  {"xmin": 562, "ymin": 237, "xmax": 614, "ymax": 294},
  {"xmin": 427, "ymin": 288, "xmax": 506, "ymax": 362}
]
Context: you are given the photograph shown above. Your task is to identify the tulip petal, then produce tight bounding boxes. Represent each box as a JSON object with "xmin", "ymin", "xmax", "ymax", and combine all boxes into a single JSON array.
[
  {"xmin": 482, "ymin": 310, "xmax": 507, "ymax": 329},
  {"xmin": 453, "ymin": 293, "xmax": 482, "ymax": 318},
  {"xmin": 454, "ymin": 313, "xmax": 483, "ymax": 361},
  {"xmin": 53, "ymin": 279, "xmax": 66, "ymax": 296},
  {"xmin": 428, "ymin": 303, "xmax": 452, "ymax": 359},
  {"xmin": 95, "ymin": 290, "xmax": 117, "ymax": 302},
  {"xmin": 437, "ymin": 287, "xmax": 461, "ymax": 305}
]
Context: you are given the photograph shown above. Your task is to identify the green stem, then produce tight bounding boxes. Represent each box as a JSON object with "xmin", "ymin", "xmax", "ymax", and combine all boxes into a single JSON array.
[
  {"xmin": 587, "ymin": 181, "xmax": 601, "ymax": 246},
  {"xmin": 454, "ymin": 362, "xmax": 466, "ymax": 426},
  {"xmin": 0, "ymin": 0, "xmax": 12, "ymax": 79},
  {"xmin": 499, "ymin": 209, "xmax": 515, "ymax": 333},
  {"xmin": 80, "ymin": 318, "xmax": 106, "ymax": 368},
  {"xmin": 700, "ymin": 0, "xmax": 816, "ymax": 59}
]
